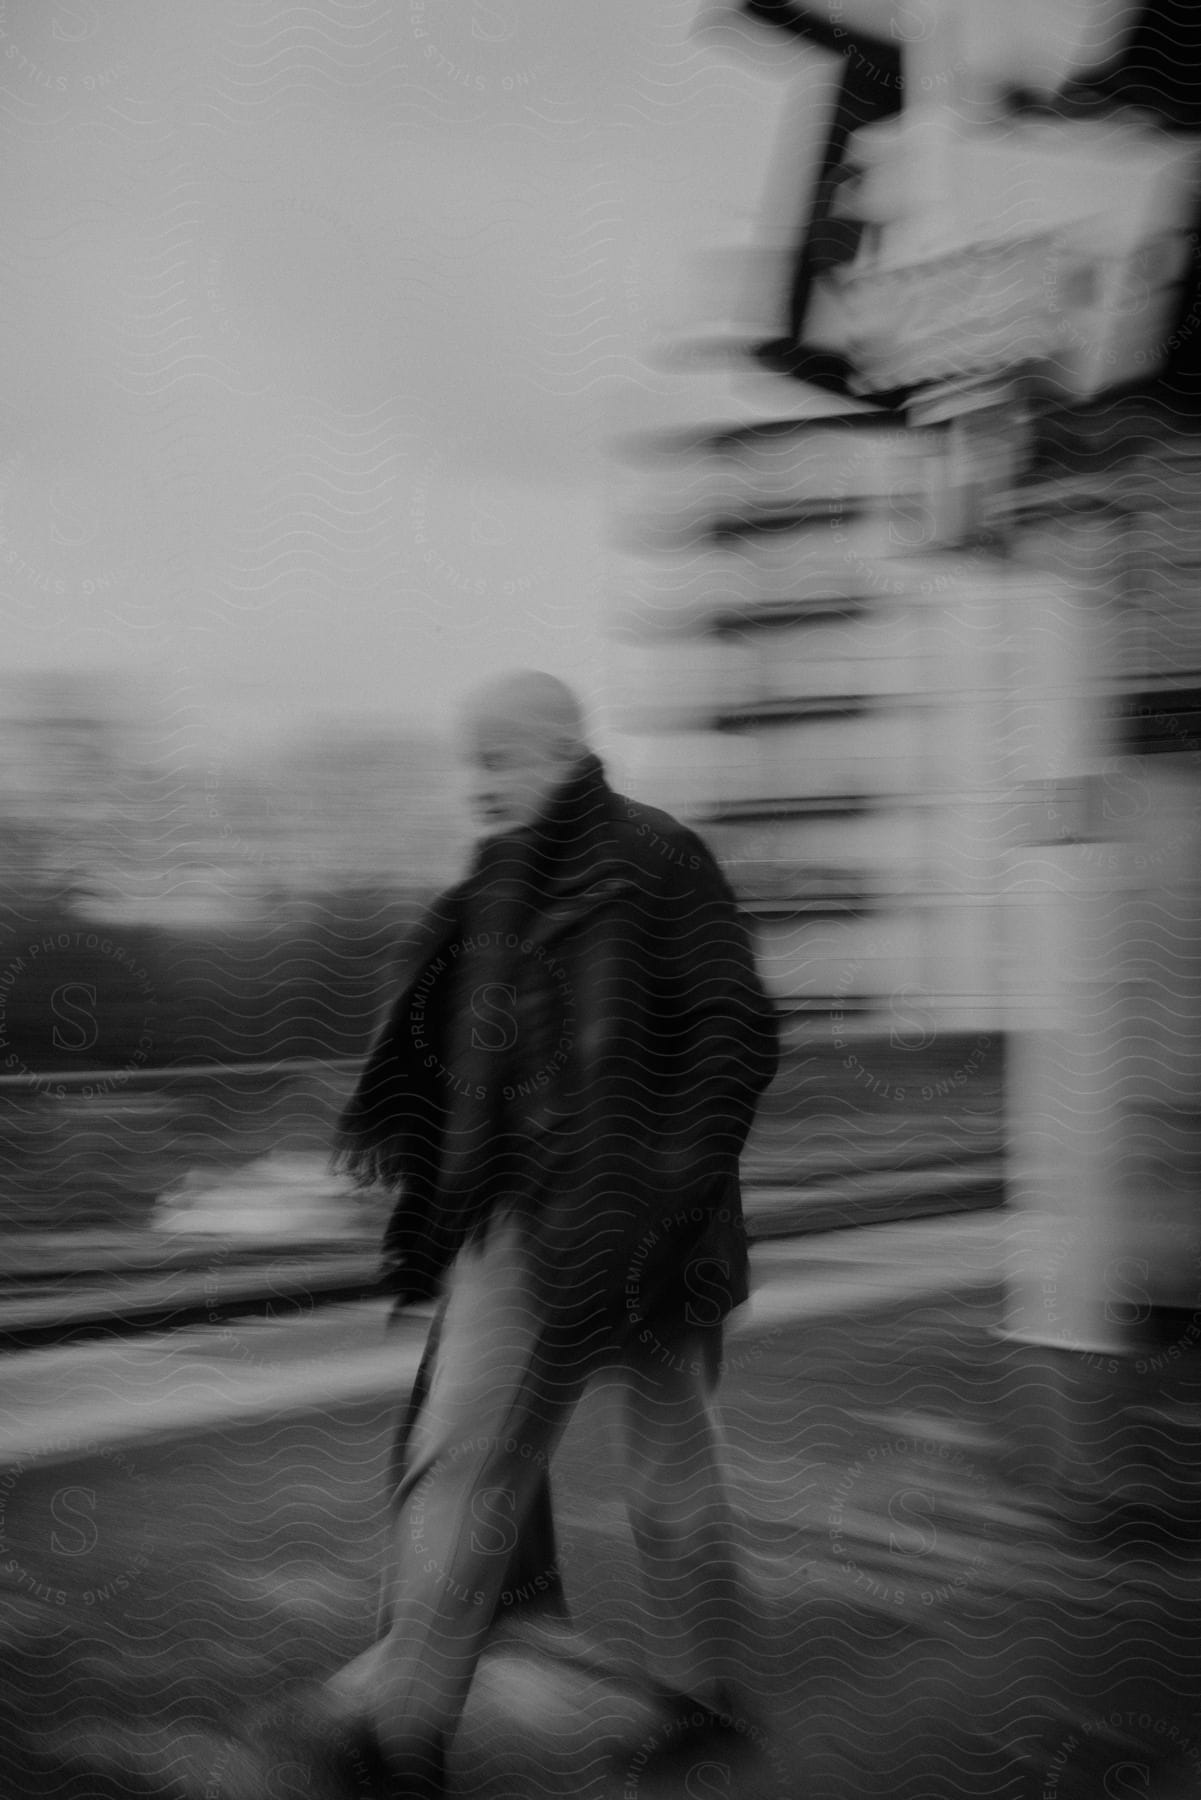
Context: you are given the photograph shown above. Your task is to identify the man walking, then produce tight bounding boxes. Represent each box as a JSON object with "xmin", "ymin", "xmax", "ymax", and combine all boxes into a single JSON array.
[{"xmin": 331, "ymin": 670, "xmax": 779, "ymax": 1794}]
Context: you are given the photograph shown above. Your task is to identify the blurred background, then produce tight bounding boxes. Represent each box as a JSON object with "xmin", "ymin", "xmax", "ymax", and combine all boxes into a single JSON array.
[
  {"xmin": 3, "ymin": 2, "xmax": 1201, "ymax": 1796},
  {"xmin": 2, "ymin": 0, "xmax": 1197, "ymax": 1362},
  {"xmin": 0, "ymin": 0, "xmax": 829, "ymax": 1249}
]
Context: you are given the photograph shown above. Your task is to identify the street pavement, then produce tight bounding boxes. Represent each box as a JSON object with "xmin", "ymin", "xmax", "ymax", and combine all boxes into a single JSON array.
[
  {"xmin": 0, "ymin": 1176, "xmax": 1003, "ymax": 1349},
  {"xmin": 1, "ymin": 1213, "xmax": 1198, "ymax": 1799},
  {"xmin": 0, "ymin": 1211, "xmax": 1005, "ymax": 1464}
]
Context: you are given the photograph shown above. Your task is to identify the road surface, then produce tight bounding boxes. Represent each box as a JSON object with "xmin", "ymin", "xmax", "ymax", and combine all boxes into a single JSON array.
[{"xmin": 0, "ymin": 1216, "xmax": 1197, "ymax": 1799}]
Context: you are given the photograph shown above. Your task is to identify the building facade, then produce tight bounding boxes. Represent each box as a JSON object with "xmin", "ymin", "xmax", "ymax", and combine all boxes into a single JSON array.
[
  {"xmin": 619, "ymin": 0, "xmax": 1201, "ymax": 1492},
  {"xmin": 614, "ymin": 411, "xmax": 1011, "ymax": 1043}
]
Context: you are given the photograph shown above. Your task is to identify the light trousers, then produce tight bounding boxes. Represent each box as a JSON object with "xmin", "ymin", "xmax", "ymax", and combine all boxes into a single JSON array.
[{"xmin": 368, "ymin": 1219, "xmax": 751, "ymax": 1790}]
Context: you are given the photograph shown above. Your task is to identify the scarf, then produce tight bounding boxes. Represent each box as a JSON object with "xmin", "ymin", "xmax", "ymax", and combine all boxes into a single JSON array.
[{"xmin": 333, "ymin": 754, "xmax": 612, "ymax": 1255}]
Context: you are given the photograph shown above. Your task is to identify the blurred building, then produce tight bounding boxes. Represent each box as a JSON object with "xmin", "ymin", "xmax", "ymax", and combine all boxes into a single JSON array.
[
  {"xmin": 613, "ymin": 413, "xmax": 1012, "ymax": 1053},
  {"xmin": 620, "ymin": 0, "xmax": 1201, "ymax": 1500},
  {"xmin": 0, "ymin": 674, "xmax": 464, "ymax": 926}
]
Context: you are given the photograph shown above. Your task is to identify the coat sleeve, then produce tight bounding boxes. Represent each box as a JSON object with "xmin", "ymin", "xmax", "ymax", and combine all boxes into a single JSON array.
[
  {"xmin": 510, "ymin": 856, "xmax": 779, "ymax": 1338},
  {"xmin": 502, "ymin": 881, "xmax": 674, "ymax": 1334},
  {"xmin": 329, "ymin": 886, "xmax": 462, "ymax": 1300}
]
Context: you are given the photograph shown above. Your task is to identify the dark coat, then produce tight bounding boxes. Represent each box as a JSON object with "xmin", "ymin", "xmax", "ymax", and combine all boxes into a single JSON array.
[{"xmin": 333, "ymin": 754, "xmax": 780, "ymax": 1352}]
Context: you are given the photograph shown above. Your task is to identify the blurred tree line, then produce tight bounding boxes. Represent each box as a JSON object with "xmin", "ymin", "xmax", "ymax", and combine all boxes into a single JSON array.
[
  {"xmin": 0, "ymin": 884, "xmax": 433, "ymax": 1076},
  {"xmin": 0, "ymin": 676, "xmax": 461, "ymax": 1077},
  {"xmin": 0, "ymin": 679, "xmax": 464, "ymax": 1231}
]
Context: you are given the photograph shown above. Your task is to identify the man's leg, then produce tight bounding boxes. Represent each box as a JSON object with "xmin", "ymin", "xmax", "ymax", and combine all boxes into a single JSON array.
[
  {"xmin": 491, "ymin": 1468, "xmax": 571, "ymax": 1621},
  {"xmin": 618, "ymin": 1320, "xmax": 756, "ymax": 1714},
  {"xmin": 370, "ymin": 1220, "xmax": 587, "ymax": 1792},
  {"xmin": 379, "ymin": 1294, "xmax": 569, "ymax": 1635},
  {"xmin": 375, "ymin": 1297, "xmax": 444, "ymax": 1638}
]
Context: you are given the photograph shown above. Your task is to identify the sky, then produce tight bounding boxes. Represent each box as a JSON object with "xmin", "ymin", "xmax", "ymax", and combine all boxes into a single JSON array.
[{"xmin": 0, "ymin": 0, "xmax": 835, "ymax": 778}]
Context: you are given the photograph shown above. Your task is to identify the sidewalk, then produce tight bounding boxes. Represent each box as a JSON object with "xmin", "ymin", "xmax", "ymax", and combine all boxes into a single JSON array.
[
  {"xmin": 0, "ymin": 1211, "xmax": 1005, "ymax": 1465},
  {"xmin": 2, "ymin": 1206, "xmax": 1197, "ymax": 1800},
  {"xmin": 0, "ymin": 1179, "xmax": 1005, "ymax": 1349},
  {"xmin": 0, "ymin": 1246, "xmax": 384, "ymax": 1349}
]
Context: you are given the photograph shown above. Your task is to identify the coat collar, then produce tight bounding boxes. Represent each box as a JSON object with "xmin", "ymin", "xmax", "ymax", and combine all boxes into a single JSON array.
[
  {"xmin": 405, "ymin": 755, "xmax": 629, "ymax": 973},
  {"xmin": 468, "ymin": 752, "xmax": 618, "ymax": 901}
]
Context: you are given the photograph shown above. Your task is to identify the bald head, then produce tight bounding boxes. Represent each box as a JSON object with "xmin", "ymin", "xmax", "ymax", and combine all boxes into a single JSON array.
[
  {"xmin": 458, "ymin": 670, "xmax": 590, "ymax": 834},
  {"xmin": 460, "ymin": 670, "xmax": 586, "ymax": 753}
]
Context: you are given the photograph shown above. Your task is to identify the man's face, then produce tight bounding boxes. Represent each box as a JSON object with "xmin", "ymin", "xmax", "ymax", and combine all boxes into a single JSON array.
[{"xmin": 462, "ymin": 719, "xmax": 573, "ymax": 834}]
